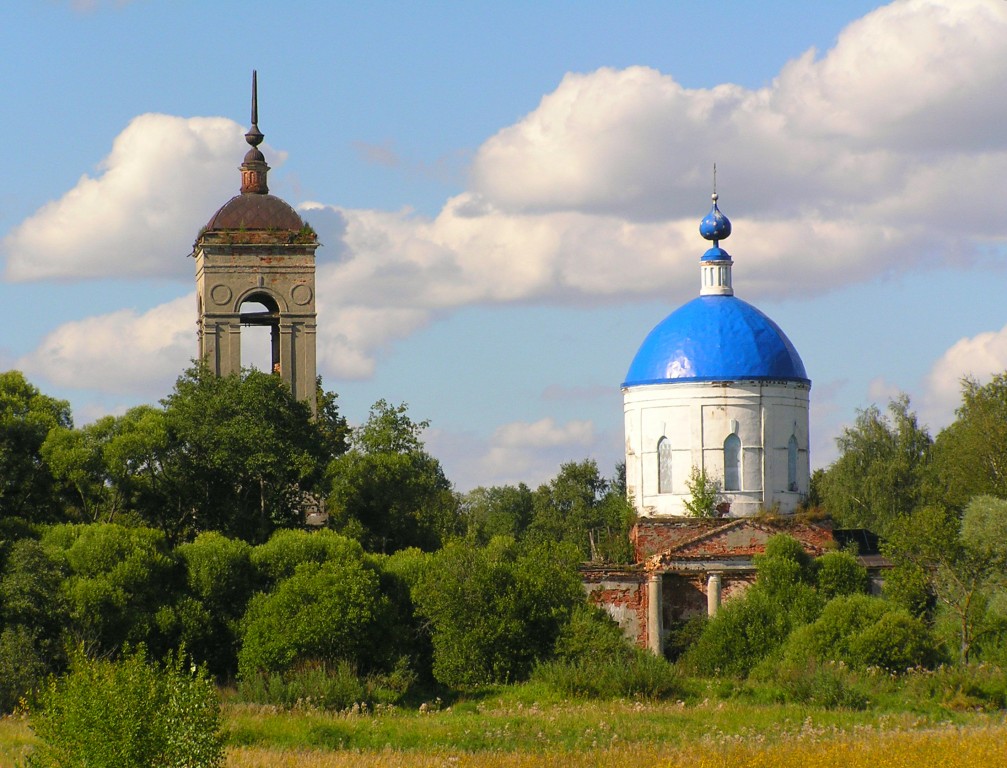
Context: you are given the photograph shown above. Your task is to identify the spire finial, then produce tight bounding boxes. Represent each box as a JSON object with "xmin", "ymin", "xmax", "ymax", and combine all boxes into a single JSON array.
[
  {"xmin": 251, "ymin": 70, "xmax": 258, "ymax": 127},
  {"xmin": 713, "ymin": 162, "xmax": 718, "ymax": 202},
  {"xmin": 240, "ymin": 70, "xmax": 269, "ymax": 194},
  {"xmin": 245, "ymin": 70, "xmax": 264, "ymax": 150}
]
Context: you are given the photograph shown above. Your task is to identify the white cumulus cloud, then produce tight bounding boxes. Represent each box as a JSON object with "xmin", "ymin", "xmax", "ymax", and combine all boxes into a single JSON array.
[
  {"xmin": 17, "ymin": 295, "xmax": 194, "ymax": 396},
  {"xmin": 921, "ymin": 324, "xmax": 1007, "ymax": 430},
  {"xmin": 3, "ymin": 114, "xmax": 252, "ymax": 281}
]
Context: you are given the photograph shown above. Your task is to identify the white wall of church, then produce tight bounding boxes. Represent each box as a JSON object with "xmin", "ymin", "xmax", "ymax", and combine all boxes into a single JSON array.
[{"xmin": 623, "ymin": 380, "xmax": 810, "ymax": 517}]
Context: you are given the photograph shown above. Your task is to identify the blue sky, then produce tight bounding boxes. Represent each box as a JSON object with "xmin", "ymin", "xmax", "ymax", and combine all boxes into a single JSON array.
[{"xmin": 2, "ymin": 0, "xmax": 1005, "ymax": 491}]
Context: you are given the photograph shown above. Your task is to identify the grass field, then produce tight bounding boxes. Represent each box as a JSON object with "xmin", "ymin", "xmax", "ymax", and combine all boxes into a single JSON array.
[{"xmin": 3, "ymin": 687, "xmax": 1005, "ymax": 768}]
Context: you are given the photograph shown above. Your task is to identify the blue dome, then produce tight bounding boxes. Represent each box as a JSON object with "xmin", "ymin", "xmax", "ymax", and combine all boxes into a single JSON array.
[{"xmin": 623, "ymin": 295, "xmax": 809, "ymax": 386}]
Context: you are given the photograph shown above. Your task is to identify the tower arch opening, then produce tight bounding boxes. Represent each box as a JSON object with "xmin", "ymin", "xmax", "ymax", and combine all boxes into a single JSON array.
[{"xmin": 239, "ymin": 293, "xmax": 280, "ymax": 373}]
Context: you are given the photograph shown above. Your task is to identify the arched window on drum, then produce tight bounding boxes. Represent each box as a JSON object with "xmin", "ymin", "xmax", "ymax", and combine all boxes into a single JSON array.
[
  {"xmin": 657, "ymin": 437, "xmax": 673, "ymax": 494},
  {"xmin": 724, "ymin": 433, "xmax": 741, "ymax": 491}
]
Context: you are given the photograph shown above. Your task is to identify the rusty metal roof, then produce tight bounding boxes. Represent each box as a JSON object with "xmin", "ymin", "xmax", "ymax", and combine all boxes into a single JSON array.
[{"xmin": 204, "ymin": 193, "xmax": 305, "ymax": 231}]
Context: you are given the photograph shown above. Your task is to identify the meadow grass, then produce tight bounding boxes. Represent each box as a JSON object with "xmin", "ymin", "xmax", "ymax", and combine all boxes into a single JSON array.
[{"xmin": 4, "ymin": 681, "xmax": 1006, "ymax": 768}]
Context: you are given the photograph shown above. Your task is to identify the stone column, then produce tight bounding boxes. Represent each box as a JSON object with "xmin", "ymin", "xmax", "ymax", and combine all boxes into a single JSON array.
[
  {"xmin": 707, "ymin": 572, "xmax": 722, "ymax": 617},
  {"xmin": 647, "ymin": 572, "xmax": 662, "ymax": 655}
]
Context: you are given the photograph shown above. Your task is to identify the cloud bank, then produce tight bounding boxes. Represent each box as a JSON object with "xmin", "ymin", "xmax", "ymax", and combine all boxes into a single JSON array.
[{"xmin": 6, "ymin": 0, "xmax": 1007, "ymax": 482}]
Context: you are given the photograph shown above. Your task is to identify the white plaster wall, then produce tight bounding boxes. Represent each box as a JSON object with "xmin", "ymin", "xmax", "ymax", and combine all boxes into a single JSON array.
[{"xmin": 624, "ymin": 380, "xmax": 810, "ymax": 517}]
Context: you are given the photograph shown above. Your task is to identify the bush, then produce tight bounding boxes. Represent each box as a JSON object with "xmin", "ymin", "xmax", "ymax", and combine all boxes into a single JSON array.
[
  {"xmin": 780, "ymin": 594, "xmax": 939, "ymax": 672},
  {"xmin": 238, "ymin": 559, "xmax": 391, "ymax": 680},
  {"xmin": 814, "ymin": 550, "xmax": 869, "ymax": 599},
  {"xmin": 684, "ymin": 583, "xmax": 821, "ymax": 677},
  {"xmin": 250, "ymin": 529, "xmax": 364, "ymax": 587},
  {"xmin": 770, "ymin": 658, "xmax": 870, "ymax": 710},
  {"xmin": 554, "ymin": 604, "xmax": 633, "ymax": 663},
  {"xmin": 236, "ymin": 658, "xmax": 415, "ymax": 710},
  {"xmin": 412, "ymin": 539, "xmax": 583, "ymax": 688},
  {"xmin": 532, "ymin": 650, "xmax": 681, "ymax": 700},
  {"xmin": 26, "ymin": 646, "xmax": 223, "ymax": 768}
]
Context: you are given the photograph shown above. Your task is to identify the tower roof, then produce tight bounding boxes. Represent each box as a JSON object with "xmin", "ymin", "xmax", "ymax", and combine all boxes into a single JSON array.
[
  {"xmin": 204, "ymin": 71, "xmax": 306, "ymax": 233},
  {"xmin": 623, "ymin": 193, "xmax": 808, "ymax": 387}
]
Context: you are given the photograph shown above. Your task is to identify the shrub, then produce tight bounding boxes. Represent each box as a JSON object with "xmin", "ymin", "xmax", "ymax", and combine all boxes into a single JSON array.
[
  {"xmin": 532, "ymin": 650, "xmax": 681, "ymax": 700},
  {"xmin": 553, "ymin": 604, "xmax": 633, "ymax": 663},
  {"xmin": 770, "ymin": 658, "xmax": 870, "ymax": 710},
  {"xmin": 412, "ymin": 539, "xmax": 583, "ymax": 688},
  {"xmin": 26, "ymin": 646, "xmax": 223, "ymax": 768},
  {"xmin": 781, "ymin": 594, "xmax": 939, "ymax": 672},
  {"xmin": 684, "ymin": 583, "xmax": 821, "ymax": 677},
  {"xmin": 236, "ymin": 658, "xmax": 416, "ymax": 711},
  {"xmin": 249, "ymin": 528, "xmax": 364, "ymax": 587},
  {"xmin": 238, "ymin": 559, "xmax": 391, "ymax": 680},
  {"xmin": 815, "ymin": 550, "xmax": 869, "ymax": 599},
  {"xmin": 238, "ymin": 660, "xmax": 365, "ymax": 711}
]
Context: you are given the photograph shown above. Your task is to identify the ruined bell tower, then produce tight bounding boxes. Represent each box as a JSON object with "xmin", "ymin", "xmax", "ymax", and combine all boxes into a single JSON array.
[{"xmin": 192, "ymin": 72, "xmax": 318, "ymax": 412}]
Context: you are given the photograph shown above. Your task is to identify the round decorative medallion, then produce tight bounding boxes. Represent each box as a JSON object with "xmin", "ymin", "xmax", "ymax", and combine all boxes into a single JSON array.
[
  {"xmin": 209, "ymin": 284, "xmax": 232, "ymax": 305},
  {"xmin": 291, "ymin": 284, "xmax": 313, "ymax": 306}
]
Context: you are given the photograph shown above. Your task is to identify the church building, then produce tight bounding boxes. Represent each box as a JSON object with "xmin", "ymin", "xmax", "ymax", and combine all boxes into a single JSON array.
[
  {"xmin": 622, "ymin": 193, "xmax": 811, "ymax": 517},
  {"xmin": 585, "ymin": 193, "xmax": 833, "ymax": 654}
]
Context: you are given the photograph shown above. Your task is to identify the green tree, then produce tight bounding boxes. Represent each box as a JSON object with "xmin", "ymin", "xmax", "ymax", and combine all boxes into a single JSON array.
[
  {"xmin": 461, "ymin": 483, "xmax": 534, "ymax": 544},
  {"xmin": 933, "ymin": 374, "xmax": 1007, "ymax": 509},
  {"xmin": 682, "ymin": 466, "xmax": 722, "ymax": 518},
  {"xmin": 0, "ymin": 371, "xmax": 72, "ymax": 521},
  {"xmin": 0, "ymin": 539, "xmax": 69, "ymax": 711},
  {"xmin": 173, "ymin": 532, "xmax": 258, "ymax": 678},
  {"xmin": 41, "ymin": 523, "xmax": 180, "ymax": 657},
  {"xmin": 884, "ymin": 496, "xmax": 1007, "ymax": 663},
  {"xmin": 327, "ymin": 400, "xmax": 459, "ymax": 553},
  {"xmin": 412, "ymin": 538, "xmax": 583, "ymax": 688},
  {"xmin": 816, "ymin": 394, "xmax": 932, "ymax": 536},
  {"xmin": 237, "ymin": 558, "xmax": 391, "ymax": 680},
  {"xmin": 161, "ymin": 365, "xmax": 338, "ymax": 543},
  {"xmin": 527, "ymin": 460, "xmax": 635, "ymax": 562}
]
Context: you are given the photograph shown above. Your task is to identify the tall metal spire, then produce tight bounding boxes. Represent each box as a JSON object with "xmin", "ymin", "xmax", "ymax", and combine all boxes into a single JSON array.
[{"xmin": 240, "ymin": 70, "xmax": 269, "ymax": 194}]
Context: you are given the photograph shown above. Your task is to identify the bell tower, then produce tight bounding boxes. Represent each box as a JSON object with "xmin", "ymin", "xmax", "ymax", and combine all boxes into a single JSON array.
[{"xmin": 192, "ymin": 72, "xmax": 318, "ymax": 412}]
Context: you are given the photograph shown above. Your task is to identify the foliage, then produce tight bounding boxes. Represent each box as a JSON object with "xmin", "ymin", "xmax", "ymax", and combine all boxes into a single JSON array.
[
  {"xmin": 932, "ymin": 373, "xmax": 1007, "ymax": 509},
  {"xmin": 327, "ymin": 400, "xmax": 459, "ymax": 553},
  {"xmin": 885, "ymin": 497, "xmax": 1007, "ymax": 663},
  {"xmin": 552, "ymin": 604, "xmax": 634, "ymax": 663},
  {"xmin": 173, "ymin": 532, "xmax": 258, "ymax": 678},
  {"xmin": 814, "ymin": 550, "xmax": 869, "ymax": 600},
  {"xmin": 0, "ymin": 539, "xmax": 68, "ymax": 711},
  {"xmin": 161, "ymin": 365, "xmax": 337, "ymax": 543},
  {"xmin": 682, "ymin": 465, "xmax": 722, "ymax": 518},
  {"xmin": 769, "ymin": 658, "xmax": 871, "ymax": 710},
  {"xmin": 41, "ymin": 416, "xmax": 124, "ymax": 523},
  {"xmin": 250, "ymin": 528, "xmax": 364, "ymax": 587},
  {"xmin": 412, "ymin": 538, "xmax": 583, "ymax": 688},
  {"xmin": 237, "ymin": 658, "xmax": 414, "ymax": 711},
  {"xmin": 779, "ymin": 595, "xmax": 940, "ymax": 673},
  {"xmin": 26, "ymin": 646, "xmax": 223, "ymax": 768},
  {"xmin": 238, "ymin": 559, "xmax": 392, "ymax": 680},
  {"xmin": 462, "ymin": 483, "xmax": 534, "ymax": 544},
  {"xmin": 685, "ymin": 536, "xmax": 824, "ymax": 677},
  {"xmin": 41, "ymin": 523, "xmax": 180, "ymax": 657},
  {"xmin": 526, "ymin": 460, "xmax": 635, "ymax": 562},
  {"xmin": 816, "ymin": 394, "xmax": 932, "ymax": 537},
  {"xmin": 0, "ymin": 371, "xmax": 72, "ymax": 522},
  {"xmin": 532, "ymin": 650, "xmax": 681, "ymax": 700}
]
